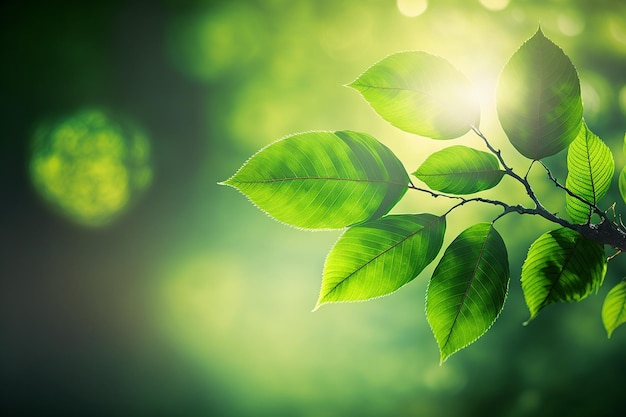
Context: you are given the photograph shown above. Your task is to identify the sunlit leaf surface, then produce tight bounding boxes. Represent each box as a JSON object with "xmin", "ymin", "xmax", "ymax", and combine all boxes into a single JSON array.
[
  {"xmin": 497, "ymin": 28, "xmax": 583, "ymax": 160},
  {"xmin": 565, "ymin": 123, "xmax": 614, "ymax": 223},
  {"xmin": 602, "ymin": 280, "xmax": 626, "ymax": 338},
  {"xmin": 317, "ymin": 214, "xmax": 445, "ymax": 307},
  {"xmin": 521, "ymin": 228, "xmax": 606, "ymax": 322},
  {"xmin": 348, "ymin": 51, "xmax": 480, "ymax": 139},
  {"xmin": 222, "ymin": 130, "xmax": 409, "ymax": 229},
  {"xmin": 426, "ymin": 223, "xmax": 509, "ymax": 363},
  {"xmin": 619, "ymin": 167, "xmax": 626, "ymax": 206},
  {"xmin": 413, "ymin": 146, "xmax": 504, "ymax": 194},
  {"xmin": 619, "ymin": 134, "xmax": 626, "ymax": 206}
]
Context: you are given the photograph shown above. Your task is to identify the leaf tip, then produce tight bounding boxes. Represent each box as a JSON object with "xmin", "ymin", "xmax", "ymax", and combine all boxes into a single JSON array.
[
  {"xmin": 523, "ymin": 310, "xmax": 538, "ymax": 326},
  {"xmin": 345, "ymin": 80, "xmax": 361, "ymax": 92},
  {"xmin": 218, "ymin": 176, "xmax": 236, "ymax": 187}
]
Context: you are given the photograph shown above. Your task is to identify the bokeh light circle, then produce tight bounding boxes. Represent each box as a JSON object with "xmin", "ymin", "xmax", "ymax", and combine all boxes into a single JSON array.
[
  {"xmin": 479, "ymin": 0, "xmax": 509, "ymax": 12},
  {"xmin": 29, "ymin": 108, "xmax": 153, "ymax": 227},
  {"xmin": 166, "ymin": 4, "xmax": 265, "ymax": 83},
  {"xmin": 397, "ymin": 0, "xmax": 428, "ymax": 18},
  {"xmin": 557, "ymin": 12, "xmax": 585, "ymax": 37}
]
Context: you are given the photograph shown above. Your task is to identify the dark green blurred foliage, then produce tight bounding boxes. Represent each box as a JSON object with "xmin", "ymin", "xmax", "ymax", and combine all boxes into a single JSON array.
[{"xmin": 1, "ymin": 0, "xmax": 626, "ymax": 416}]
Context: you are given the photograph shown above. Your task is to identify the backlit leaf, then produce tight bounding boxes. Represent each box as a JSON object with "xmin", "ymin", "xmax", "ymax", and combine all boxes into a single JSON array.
[
  {"xmin": 521, "ymin": 228, "xmax": 606, "ymax": 322},
  {"xmin": 426, "ymin": 223, "xmax": 509, "ymax": 363},
  {"xmin": 316, "ymin": 214, "xmax": 445, "ymax": 308},
  {"xmin": 413, "ymin": 146, "xmax": 504, "ymax": 194},
  {"xmin": 497, "ymin": 28, "xmax": 583, "ymax": 160},
  {"xmin": 348, "ymin": 51, "xmax": 480, "ymax": 139},
  {"xmin": 620, "ymin": 133, "xmax": 626, "ymax": 205},
  {"xmin": 602, "ymin": 280, "xmax": 626, "ymax": 338},
  {"xmin": 221, "ymin": 130, "xmax": 409, "ymax": 229},
  {"xmin": 566, "ymin": 123, "xmax": 614, "ymax": 223},
  {"xmin": 619, "ymin": 166, "xmax": 626, "ymax": 206}
]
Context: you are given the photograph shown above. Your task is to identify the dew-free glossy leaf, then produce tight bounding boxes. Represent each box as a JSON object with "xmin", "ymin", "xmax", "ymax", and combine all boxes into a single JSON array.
[
  {"xmin": 566, "ymin": 123, "xmax": 614, "ymax": 223},
  {"xmin": 413, "ymin": 146, "xmax": 504, "ymax": 194},
  {"xmin": 521, "ymin": 228, "xmax": 606, "ymax": 322},
  {"xmin": 497, "ymin": 28, "xmax": 583, "ymax": 160},
  {"xmin": 348, "ymin": 52, "xmax": 480, "ymax": 139},
  {"xmin": 602, "ymin": 280, "xmax": 626, "ymax": 338},
  {"xmin": 221, "ymin": 130, "xmax": 409, "ymax": 229},
  {"xmin": 426, "ymin": 223, "xmax": 509, "ymax": 363},
  {"xmin": 316, "ymin": 214, "xmax": 445, "ymax": 308}
]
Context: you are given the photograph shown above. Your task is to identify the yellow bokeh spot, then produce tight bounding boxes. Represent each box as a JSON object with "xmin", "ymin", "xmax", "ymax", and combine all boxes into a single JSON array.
[
  {"xmin": 608, "ymin": 16, "xmax": 626, "ymax": 45},
  {"xmin": 580, "ymin": 79, "xmax": 600, "ymax": 120},
  {"xmin": 397, "ymin": 0, "xmax": 428, "ymax": 17},
  {"xmin": 557, "ymin": 12, "xmax": 585, "ymax": 37},
  {"xmin": 479, "ymin": 0, "xmax": 510, "ymax": 12},
  {"xmin": 30, "ymin": 109, "xmax": 152, "ymax": 227}
]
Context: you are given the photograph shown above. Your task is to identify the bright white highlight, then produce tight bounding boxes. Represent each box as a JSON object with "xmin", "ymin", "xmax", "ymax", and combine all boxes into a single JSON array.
[{"xmin": 397, "ymin": 0, "xmax": 428, "ymax": 18}]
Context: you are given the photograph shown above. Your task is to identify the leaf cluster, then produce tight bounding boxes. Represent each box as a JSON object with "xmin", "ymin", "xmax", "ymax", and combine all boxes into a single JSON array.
[{"xmin": 222, "ymin": 28, "xmax": 626, "ymax": 362}]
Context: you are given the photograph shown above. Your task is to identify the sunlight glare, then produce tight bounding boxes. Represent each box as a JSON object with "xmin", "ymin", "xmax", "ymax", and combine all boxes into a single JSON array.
[{"xmin": 472, "ymin": 76, "xmax": 497, "ymax": 111}]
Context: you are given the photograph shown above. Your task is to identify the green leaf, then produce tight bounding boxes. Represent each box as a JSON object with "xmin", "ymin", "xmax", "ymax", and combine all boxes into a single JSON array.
[
  {"xmin": 221, "ymin": 130, "xmax": 409, "ymax": 229},
  {"xmin": 602, "ymin": 280, "xmax": 626, "ymax": 338},
  {"xmin": 316, "ymin": 214, "xmax": 445, "ymax": 308},
  {"xmin": 413, "ymin": 146, "xmax": 504, "ymax": 194},
  {"xmin": 521, "ymin": 228, "xmax": 606, "ymax": 322},
  {"xmin": 619, "ymin": 166, "xmax": 626, "ymax": 206},
  {"xmin": 620, "ymin": 133, "xmax": 626, "ymax": 205},
  {"xmin": 566, "ymin": 123, "xmax": 614, "ymax": 223},
  {"xmin": 426, "ymin": 223, "xmax": 509, "ymax": 363},
  {"xmin": 496, "ymin": 28, "xmax": 583, "ymax": 160},
  {"xmin": 348, "ymin": 51, "xmax": 480, "ymax": 139}
]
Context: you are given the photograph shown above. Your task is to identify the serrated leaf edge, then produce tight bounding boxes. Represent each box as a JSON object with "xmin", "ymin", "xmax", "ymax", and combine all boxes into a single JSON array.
[{"xmin": 426, "ymin": 223, "xmax": 510, "ymax": 364}]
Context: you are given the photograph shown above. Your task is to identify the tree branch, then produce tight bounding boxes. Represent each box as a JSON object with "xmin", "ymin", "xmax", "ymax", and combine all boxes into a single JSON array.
[
  {"xmin": 537, "ymin": 160, "xmax": 607, "ymax": 222},
  {"xmin": 467, "ymin": 125, "xmax": 626, "ymax": 252}
]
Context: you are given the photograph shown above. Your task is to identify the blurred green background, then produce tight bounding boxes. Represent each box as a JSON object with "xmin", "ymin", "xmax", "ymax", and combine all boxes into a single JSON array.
[{"xmin": 2, "ymin": 0, "xmax": 626, "ymax": 415}]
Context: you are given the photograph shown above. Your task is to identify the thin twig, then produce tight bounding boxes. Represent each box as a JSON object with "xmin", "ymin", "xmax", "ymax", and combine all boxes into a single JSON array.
[
  {"xmin": 537, "ymin": 160, "xmax": 606, "ymax": 223},
  {"xmin": 408, "ymin": 126, "xmax": 626, "ymax": 251},
  {"xmin": 608, "ymin": 250, "xmax": 623, "ymax": 262}
]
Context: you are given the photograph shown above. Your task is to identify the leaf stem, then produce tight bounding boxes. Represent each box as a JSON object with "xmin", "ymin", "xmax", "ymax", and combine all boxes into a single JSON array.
[
  {"xmin": 407, "ymin": 183, "xmax": 532, "ymax": 219},
  {"xmin": 469, "ymin": 125, "xmax": 626, "ymax": 251},
  {"xmin": 608, "ymin": 250, "xmax": 622, "ymax": 262},
  {"xmin": 471, "ymin": 126, "xmax": 553, "ymax": 214},
  {"xmin": 537, "ymin": 160, "xmax": 606, "ymax": 222}
]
